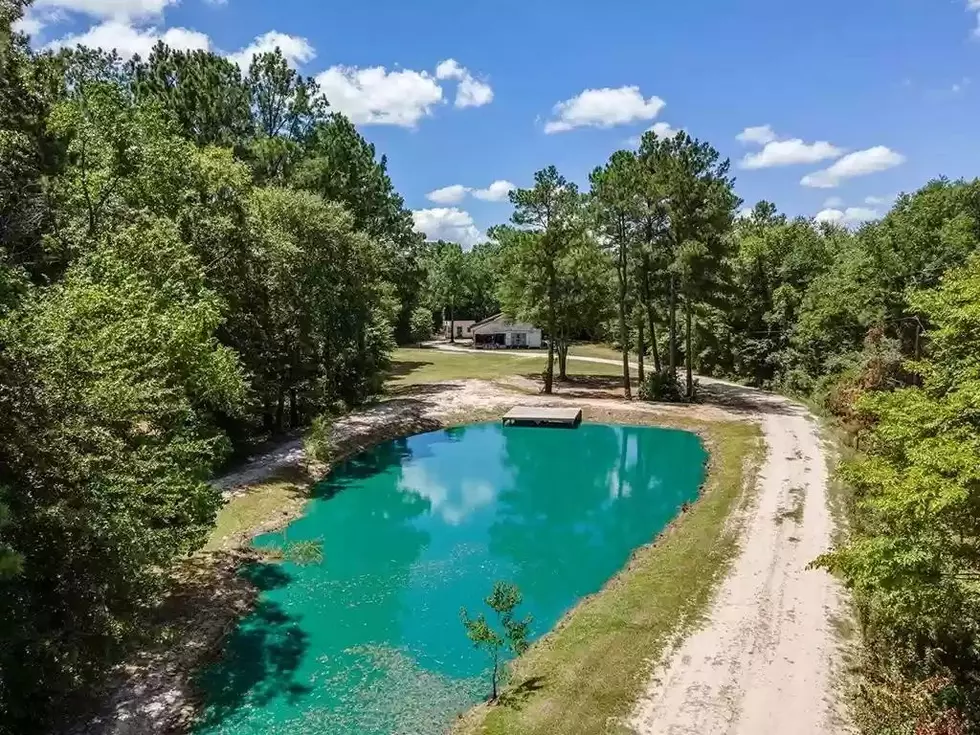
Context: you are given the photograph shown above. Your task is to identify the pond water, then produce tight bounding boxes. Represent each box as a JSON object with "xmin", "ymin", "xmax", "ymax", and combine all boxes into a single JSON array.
[{"xmin": 195, "ymin": 422, "xmax": 706, "ymax": 735}]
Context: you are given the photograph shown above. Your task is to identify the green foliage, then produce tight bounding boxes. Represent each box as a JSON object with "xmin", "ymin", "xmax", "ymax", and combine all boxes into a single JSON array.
[
  {"xmin": 0, "ymin": 217, "xmax": 246, "ymax": 728},
  {"xmin": 461, "ymin": 581, "xmax": 532, "ymax": 701},
  {"xmin": 638, "ymin": 370, "xmax": 685, "ymax": 403},
  {"xmin": 305, "ymin": 414, "xmax": 334, "ymax": 465},
  {"xmin": 815, "ymin": 255, "xmax": 980, "ymax": 731},
  {"xmin": 408, "ymin": 305, "xmax": 433, "ymax": 345},
  {"xmin": 0, "ymin": 32, "xmax": 414, "ymax": 731}
]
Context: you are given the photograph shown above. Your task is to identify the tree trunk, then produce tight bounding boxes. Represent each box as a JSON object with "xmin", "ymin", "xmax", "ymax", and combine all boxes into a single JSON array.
[
  {"xmin": 275, "ymin": 389, "xmax": 285, "ymax": 433},
  {"xmin": 617, "ymin": 239, "xmax": 632, "ymax": 399},
  {"xmin": 668, "ymin": 274, "xmax": 677, "ymax": 376},
  {"xmin": 558, "ymin": 338, "xmax": 569, "ymax": 380},
  {"xmin": 640, "ymin": 258, "xmax": 662, "ymax": 374},
  {"xmin": 491, "ymin": 650, "xmax": 499, "ymax": 700},
  {"xmin": 647, "ymin": 304, "xmax": 662, "ymax": 374},
  {"xmin": 545, "ymin": 267, "xmax": 556, "ymax": 394},
  {"xmin": 685, "ymin": 296, "xmax": 694, "ymax": 399},
  {"xmin": 449, "ymin": 299, "xmax": 455, "ymax": 343},
  {"xmin": 636, "ymin": 309, "xmax": 646, "ymax": 385},
  {"xmin": 262, "ymin": 398, "xmax": 274, "ymax": 433},
  {"xmin": 289, "ymin": 388, "xmax": 298, "ymax": 428}
]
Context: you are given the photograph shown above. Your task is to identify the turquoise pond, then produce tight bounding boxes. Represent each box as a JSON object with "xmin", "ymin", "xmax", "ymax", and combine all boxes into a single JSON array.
[{"xmin": 195, "ymin": 422, "xmax": 707, "ymax": 735}]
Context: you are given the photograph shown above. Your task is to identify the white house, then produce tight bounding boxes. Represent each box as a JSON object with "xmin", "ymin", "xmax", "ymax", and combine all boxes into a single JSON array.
[
  {"xmin": 471, "ymin": 313, "xmax": 542, "ymax": 349},
  {"xmin": 441, "ymin": 320, "xmax": 476, "ymax": 340}
]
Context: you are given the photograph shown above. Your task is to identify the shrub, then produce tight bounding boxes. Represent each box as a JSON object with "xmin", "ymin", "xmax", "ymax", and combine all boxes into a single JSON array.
[
  {"xmin": 304, "ymin": 414, "xmax": 333, "ymax": 465},
  {"xmin": 639, "ymin": 370, "xmax": 685, "ymax": 402}
]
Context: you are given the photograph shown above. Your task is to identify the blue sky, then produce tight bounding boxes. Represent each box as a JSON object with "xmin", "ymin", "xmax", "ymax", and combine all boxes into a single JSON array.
[{"xmin": 17, "ymin": 0, "xmax": 980, "ymax": 245}]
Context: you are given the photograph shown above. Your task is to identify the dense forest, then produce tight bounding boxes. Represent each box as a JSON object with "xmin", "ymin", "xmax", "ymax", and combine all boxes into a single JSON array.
[
  {"xmin": 3, "ymin": 0, "xmax": 980, "ymax": 731},
  {"xmin": 0, "ymin": 2, "xmax": 428, "ymax": 729}
]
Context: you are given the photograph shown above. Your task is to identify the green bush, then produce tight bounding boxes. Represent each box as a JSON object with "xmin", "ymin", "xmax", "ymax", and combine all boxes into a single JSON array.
[
  {"xmin": 638, "ymin": 370, "xmax": 685, "ymax": 402},
  {"xmin": 304, "ymin": 414, "xmax": 334, "ymax": 465}
]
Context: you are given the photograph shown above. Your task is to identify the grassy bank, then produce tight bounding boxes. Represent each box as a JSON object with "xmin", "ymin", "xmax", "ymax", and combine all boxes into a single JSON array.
[{"xmin": 455, "ymin": 408, "xmax": 763, "ymax": 735}]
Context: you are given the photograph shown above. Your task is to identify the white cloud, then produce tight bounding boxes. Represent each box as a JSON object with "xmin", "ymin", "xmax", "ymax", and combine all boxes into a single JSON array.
[
  {"xmin": 434, "ymin": 58, "xmax": 493, "ymax": 108},
  {"xmin": 740, "ymin": 138, "xmax": 844, "ymax": 169},
  {"xmin": 456, "ymin": 76, "xmax": 493, "ymax": 108},
  {"xmin": 823, "ymin": 196, "xmax": 844, "ymax": 208},
  {"xmin": 412, "ymin": 208, "xmax": 484, "ymax": 248},
  {"xmin": 736, "ymin": 124, "xmax": 777, "ymax": 145},
  {"xmin": 425, "ymin": 180, "xmax": 515, "ymax": 204},
  {"xmin": 650, "ymin": 121, "xmax": 681, "ymax": 139},
  {"xmin": 227, "ymin": 31, "xmax": 315, "ymax": 69},
  {"xmin": 968, "ymin": 0, "xmax": 980, "ymax": 36},
  {"xmin": 864, "ymin": 194, "xmax": 893, "ymax": 206},
  {"xmin": 472, "ymin": 180, "xmax": 515, "ymax": 202},
  {"xmin": 951, "ymin": 77, "xmax": 971, "ymax": 94},
  {"xmin": 801, "ymin": 146, "xmax": 906, "ymax": 188},
  {"xmin": 545, "ymin": 85, "xmax": 665, "ymax": 133},
  {"xmin": 35, "ymin": 0, "xmax": 174, "ymax": 20},
  {"xmin": 628, "ymin": 121, "xmax": 682, "ymax": 147},
  {"xmin": 46, "ymin": 20, "xmax": 211, "ymax": 57},
  {"xmin": 13, "ymin": 7, "xmax": 49, "ymax": 36},
  {"xmin": 814, "ymin": 206, "xmax": 880, "ymax": 226},
  {"xmin": 435, "ymin": 58, "xmax": 465, "ymax": 80},
  {"xmin": 426, "ymin": 184, "xmax": 469, "ymax": 205},
  {"xmin": 316, "ymin": 65, "xmax": 443, "ymax": 127}
]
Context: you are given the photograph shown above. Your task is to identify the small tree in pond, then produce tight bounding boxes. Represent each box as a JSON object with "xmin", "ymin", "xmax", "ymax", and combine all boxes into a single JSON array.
[{"xmin": 461, "ymin": 581, "xmax": 532, "ymax": 701}]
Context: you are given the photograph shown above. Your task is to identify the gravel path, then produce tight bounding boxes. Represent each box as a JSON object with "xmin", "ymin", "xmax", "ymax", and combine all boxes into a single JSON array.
[{"xmin": 629, "ymin": 386, "xmax": 852, "ymax": 735}]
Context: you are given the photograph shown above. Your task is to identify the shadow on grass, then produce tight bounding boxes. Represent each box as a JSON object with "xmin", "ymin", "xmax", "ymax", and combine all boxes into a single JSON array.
[
  {"xmin": 497, "ymin": 675, "xmax": 547, "ymax": 710},
  {"xmin": 385, "ymin": 381, "xmax": 458, "ymax": 398},
  {"xmin": 387, "ymin": 359, "xmax": 434, "ymax": 379}
]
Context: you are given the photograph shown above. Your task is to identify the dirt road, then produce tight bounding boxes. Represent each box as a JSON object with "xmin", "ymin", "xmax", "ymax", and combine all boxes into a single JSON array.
[{"xmin": 630, "ymin": 386, "xmax": 851, "ymax": 735}]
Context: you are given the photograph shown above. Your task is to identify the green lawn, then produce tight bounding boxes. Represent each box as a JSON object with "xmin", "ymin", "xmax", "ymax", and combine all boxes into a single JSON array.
[
  {"xmin": 388, "ymin": 347, "xmax": 630, "ymax": 388},
  {"xmin": 456, "ymin": 411, "xmax": 764, "ymax": 735},
  {"xmin": 569, "ymin": 342, "xmax": 633, "ymax": 363}
]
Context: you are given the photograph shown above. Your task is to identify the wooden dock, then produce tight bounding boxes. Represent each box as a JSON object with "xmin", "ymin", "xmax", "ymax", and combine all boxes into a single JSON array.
[{"xmin": 502, "ymin": 406, "xmax": 583, "ymax": 428}]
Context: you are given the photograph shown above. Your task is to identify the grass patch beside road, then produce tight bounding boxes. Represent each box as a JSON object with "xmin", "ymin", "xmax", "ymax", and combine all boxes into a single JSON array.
[
  {"xmin": 455, "ymin": 409, "xmax": 763, "ymax": 735},
  {"xmin": 388, "ymin": 347, "xmax": 628, "ymax": 387}
]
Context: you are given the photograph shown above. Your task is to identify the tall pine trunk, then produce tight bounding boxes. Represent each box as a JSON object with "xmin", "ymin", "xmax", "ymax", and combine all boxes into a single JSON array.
[
  {"xmin": 685, "ymin": 296, "xmax": 694, "ymax": 399},
  {"xmin": 544, "ymin": 266, "xmax": 556, "ymax": 394},
  {"xmin": 647, "ymin": 304, "xmax": 662, "ymax": 374},
  {"xmin": 636, "ymin": 309, "xmax": 645, "ymax": 384},
  {"xmin": 558, "ymin": 338, "xmax": 569, "ymax": 380},
  {"xmin": 617, "ymin": 239, "xmax": 632, "ymax": 399},
  {"xmin": 668, "ymin": 274, "xmax": 677, "ymax": 376},
  {"xmin": 449, "ymin": 298, "xmax": 455, "ymax": 343},
  {"xmin": 640, "ymin": 256, "xmax": 662, "ymax": 374}
]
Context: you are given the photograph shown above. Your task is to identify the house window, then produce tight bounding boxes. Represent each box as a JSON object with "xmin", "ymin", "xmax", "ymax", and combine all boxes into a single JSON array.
[
  {"xmin": 513, "ymin": 332, "xmax": 527, "ymax": 347},
  {"xmin": 456, "ymin": 326, "xmax": 463, "ymax": 337}
]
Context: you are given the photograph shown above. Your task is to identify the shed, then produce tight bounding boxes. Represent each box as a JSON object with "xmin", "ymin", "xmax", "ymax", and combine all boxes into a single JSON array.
[
  {"xmin": 471, "ymin": 313, "xmax": 542, "ymax": 349},
  {"xmin": 441, "ymin": 320, "xmax": 476, "ymax": 340}
]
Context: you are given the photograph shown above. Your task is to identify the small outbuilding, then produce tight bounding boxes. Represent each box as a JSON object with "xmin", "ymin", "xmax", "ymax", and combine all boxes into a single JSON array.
[
  {"xmin": 441, "ymin": 320, "xmax": 476, "ymax": 340},
  {"xmin": 471, "ymin": 313, "xmax": 542, "ymax": 349}
]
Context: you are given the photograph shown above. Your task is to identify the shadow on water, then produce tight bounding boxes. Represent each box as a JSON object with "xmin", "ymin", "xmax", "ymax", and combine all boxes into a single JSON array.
[
  {"xmin": 194, "ymin": 564, "xmax": 311, "ymax": 730},
  {"xmin": 312, "ymin": 422, "xmax": 466, "ymax": 500}
]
